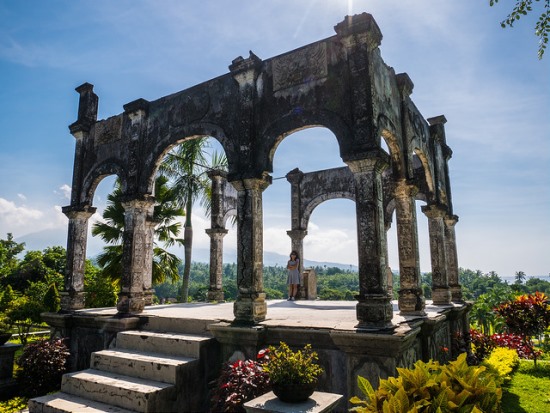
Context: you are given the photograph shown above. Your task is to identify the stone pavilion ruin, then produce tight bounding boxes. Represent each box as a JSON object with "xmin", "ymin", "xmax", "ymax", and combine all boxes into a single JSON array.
[{"xmin": 34, "ymin": 13, "xmax": 470, "ymax": 412}]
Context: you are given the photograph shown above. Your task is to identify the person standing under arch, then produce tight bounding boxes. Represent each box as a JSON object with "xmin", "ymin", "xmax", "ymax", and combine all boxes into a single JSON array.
[{"xmin": 286, "ymin": 251, "xmax": 300, "ymax": 301}]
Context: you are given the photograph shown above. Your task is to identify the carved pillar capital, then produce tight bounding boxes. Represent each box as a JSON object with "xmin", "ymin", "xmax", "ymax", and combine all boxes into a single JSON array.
[
  {"xmin": 394, "ymin": 180, "xmax": 418, "ymax": 199},
  {"xmin": 230, "ymin": 176, "xmax": 271, "ymax": 192},
  {"xmin": 346, "ymin": 156, "xmax": 389, "ymax": 174},
  {"xmin": 421, "ymin": 203, "xmax": 447, "ymax": 219},
  {"xmin": 286, "ymin": 229, "xmax": 308, "ymax": 240},
  {"xmin": 62, "ymin": 205, "xmax": 97, "ymax": 220},
  {"xmin": 206, "ymin": 228, "xmax": 229, "ymax": 238}
]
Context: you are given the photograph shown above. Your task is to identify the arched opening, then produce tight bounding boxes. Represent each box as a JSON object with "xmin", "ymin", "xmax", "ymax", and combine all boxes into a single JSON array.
[{"xmin": 150, "ymin": 136, "xmax": 234, "ymax": 303}]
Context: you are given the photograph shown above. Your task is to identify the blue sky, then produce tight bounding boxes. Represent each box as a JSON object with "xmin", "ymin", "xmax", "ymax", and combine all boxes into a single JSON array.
[{"xmin": 0, "ymin": 0, "xmax": 548, "ymax": 277}]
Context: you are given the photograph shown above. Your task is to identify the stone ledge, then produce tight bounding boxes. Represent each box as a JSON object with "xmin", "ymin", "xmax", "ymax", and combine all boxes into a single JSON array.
[{"xmin": 244, "ymin": 391, "xmax": 343, "ymax": 413}]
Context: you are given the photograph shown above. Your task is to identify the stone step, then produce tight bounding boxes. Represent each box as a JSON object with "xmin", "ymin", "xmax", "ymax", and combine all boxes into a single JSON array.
[
  {"xmin": 61, "ymin": 369, "xmax": 175, "ymax": 413},
  {"xmin": 142, "ymin": 315, "xmax": 216, "ymax": 336},
  {"xmin": 116, "ymin": 330, "xmax": 212, "ymax": 358},
  {"xmin": 28, "ymin": 392, "xmax": 135, "ymax": 413},
  {"xmin": 91, "ymin": 348, "xmax": 197, "ymax": 384}
]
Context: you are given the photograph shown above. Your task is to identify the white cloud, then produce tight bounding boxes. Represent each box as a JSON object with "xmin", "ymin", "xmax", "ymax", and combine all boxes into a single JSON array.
[
  {"xmin": 58, "ymin": 184, "xmax": 72, "ymax": 200},
  {"xmin": 0, "ymin": 197, "xmax": 43, "ymax": 231},
  {"xmin": 17, "ymin": 193, "xmax": 26, "ymax": 201}
]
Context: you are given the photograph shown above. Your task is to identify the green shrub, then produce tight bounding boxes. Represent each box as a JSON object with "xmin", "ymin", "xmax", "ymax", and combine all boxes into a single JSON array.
[
  {"xmin": 263, "ymin": 342, "xmax": 324, "ymax": 385},
  {"xmin": 43, "ymin": 283, "xmax": 61, "ymax": 312},
  {"xmin": 482, "ymin": 347, "xmax": 519, "ymax": 382},
  {"xmin": 16, "ymin": 337, "xmax": 70, "ymax": 397},
  {"xmin": 350, "ymin": 353, "xmax": 502, "ymax": 413}
]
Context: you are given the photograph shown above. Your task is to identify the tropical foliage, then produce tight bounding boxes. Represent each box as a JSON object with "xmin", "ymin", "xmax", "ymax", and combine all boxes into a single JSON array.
[
  {"xmin": 490, "ymin": 0, "xmax": 550, "ymax": 59},
  {"xmin": 495, "ymin": 292, "xmax": 550, "ymax": 366},
  {"xmin": 92, "ymin": 175, "xmax": 185, "ymax": 286},
  {"xmin": 263, "ymin": 342, "xmax": 323, "ymax": 385},
  {"xmin": 350, "ymin": 353, "xmax": 502, "ymax": 413},
  {"xmin": 158, "ymin": 138, "xmax": 227, "ymax": 302},
  {"xmin": 210, "ymin": 349, "xmax": 271, "ymax": 413}
]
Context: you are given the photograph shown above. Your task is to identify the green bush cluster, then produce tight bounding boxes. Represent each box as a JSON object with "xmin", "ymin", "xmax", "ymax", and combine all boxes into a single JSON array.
[
  {"xmin": 350, "ymin": 353, "xmax": 502, "ymax": 413},
  {"xmin": 482, "ymin": 347, "xmax": 519, "ymax": 382}
]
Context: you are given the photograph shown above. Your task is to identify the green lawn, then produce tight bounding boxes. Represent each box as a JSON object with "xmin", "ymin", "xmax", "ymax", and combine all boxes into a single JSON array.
[{"xmin": 502, "ymin": 360, "xmax": 550, "ymax": 413}]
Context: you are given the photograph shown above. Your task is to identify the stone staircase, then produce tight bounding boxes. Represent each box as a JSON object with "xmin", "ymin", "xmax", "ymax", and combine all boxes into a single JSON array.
[{"xmin": 28, "ymin": 327, "xmax": 219, "ymax": 413}]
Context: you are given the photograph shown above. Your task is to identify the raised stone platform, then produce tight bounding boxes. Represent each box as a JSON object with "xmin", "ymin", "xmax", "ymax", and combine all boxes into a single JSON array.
[{"xmin": 40, "ymin": 299, "xmax": 469, "ymax": 412}]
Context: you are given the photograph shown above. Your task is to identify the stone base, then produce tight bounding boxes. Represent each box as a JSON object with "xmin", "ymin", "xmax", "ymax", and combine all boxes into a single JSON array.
[
  {"xmin": 117, "ymin": 293, "xmax": 145, "ymax": 314},
  {"xmin": 450, "ymin": 285, "xmax": 463, "ymax": 303},
  {"xmin": 233, "ymin": 294, "xmax": 267, "ymax": 324},
  {"xmin": 60, "ymin": 291, "xmax": 87, "ymax": 311},
  {"xmin": 355, "ymin": 295, "xmax": 394, "ymax": 330},
  {"xmin": 207, "ymin": 289, "xmax": 225, "ymax": 302},
  {"xmin": 432, "ymin": 288, "xmax": 452, "ymax": 305},
  {"xmin": 398, "ymin": 289, "xmax": 426, "ymax": 315}
]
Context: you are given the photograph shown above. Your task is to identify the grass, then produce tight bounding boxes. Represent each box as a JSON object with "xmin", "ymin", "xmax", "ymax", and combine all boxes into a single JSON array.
[{"xmin": 501, "ymin": 359, "xmax": 550, "ymax": 413}]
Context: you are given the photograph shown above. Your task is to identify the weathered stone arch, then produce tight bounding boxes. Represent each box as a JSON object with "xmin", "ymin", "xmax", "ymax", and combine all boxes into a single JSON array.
[
  {"xmin": 61, "ymin": 12, "xmax": 462, "ymax": 328},
  {"xmin": 262, "ymin": 113, "xmax": 352, "ymax": 174},
  {"xmin": 80, "ymin": 162, "xmax": 127, "ymax": 206}
]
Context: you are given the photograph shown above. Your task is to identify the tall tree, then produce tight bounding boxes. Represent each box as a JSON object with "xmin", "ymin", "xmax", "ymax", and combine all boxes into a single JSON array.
[
  {"xmin": 92, "ymin": 175, "xmax": 184, "ymax": 285},
  {"xmin": 490, "ymin": 0, "xmax": 550, "ymax": 58},
  {"xmin": 0, "ymin": 233, "xmax": 25, "ymax": 279},
  {"xmin": 159, "ymin": 138, "xmax": 227, "ymax": 303}
]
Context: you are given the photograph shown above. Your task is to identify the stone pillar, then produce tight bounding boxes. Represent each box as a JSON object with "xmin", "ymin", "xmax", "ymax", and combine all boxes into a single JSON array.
[
  {"xmin": 143, "ymin": 218, "xmax": 156, "ymax": 306},
  {"xmin": 61, "ymin": 205, "xmax": 96, "ymax": 311},
  {"xmin": 384, "ymin": 219, "xmax": 393, "ymax": 300},
  {"xmin": 286, "ymin": 229, "xmax": 307, "ymax": 274},
  {"xmin": 287, "ymin": 229, "xmax": 307, "ymax": 299},
  {"xmin": 422, "ymin": 204, "xmax": 451, "ymax": 305},
  {"xmin": 206, "ymin": 228, "xmax": 228, "ymax": 301},
  {"xmin": 394, "ymin": 182, "xmax": 425, "ymax": 314},
  {"xmin": 230, "ymin": 177, "xmax": 270, "ymax": 324},
  {"xmin": 117, "ymin": 197, "xmax": 155, "ymax": 314},
  {"xmin": 444, "ymin": 215, "xmax": 462, "ymax": 302},
  {"xmin": 347, "ymin": 157, "xmax": 393, "ymax": 329}
]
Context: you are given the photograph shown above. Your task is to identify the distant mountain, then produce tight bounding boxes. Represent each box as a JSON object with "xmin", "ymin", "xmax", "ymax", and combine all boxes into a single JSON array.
[
  {"xmin": 16, "ymin": 228, "xmax": 105, "ymax": 256},
  {"xmin": 16, "ymin": 229, "xmax": 358, "ymax": 272}
]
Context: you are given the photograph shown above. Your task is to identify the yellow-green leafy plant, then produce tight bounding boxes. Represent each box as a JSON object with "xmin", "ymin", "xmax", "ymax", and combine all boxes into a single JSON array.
[
  {"xmin": 350, "ymin": 353, "xmax": 502, "ymax": 413},
  {"xmin": 263, "ymin": 341, "xmax": 323, "ymax": 385},
  {"xmin": 482, "ymin": 347, "xmax": 519, "ymax": 382}
]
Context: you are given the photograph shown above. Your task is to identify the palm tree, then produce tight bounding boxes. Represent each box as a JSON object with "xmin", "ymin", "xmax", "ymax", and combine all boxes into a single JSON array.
[
  {"xmin": 514, "ymin": 271, "xmax": 526, "ymax": 285},
  {"xmin": 92, "ymin": 175, "xmax": 184, "ymax": 285},
  {"xmin": 159, "ymin": 138, "xmax": 227, "ymax": 303}
]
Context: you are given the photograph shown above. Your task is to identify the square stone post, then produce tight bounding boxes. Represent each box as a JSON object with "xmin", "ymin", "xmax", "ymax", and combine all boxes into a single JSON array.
[
  {"xmin": 231, "ymin": 177, "xmax": 270, "ymax": 324},
  {"xmin": 394, "ymin": 181, "xmax": 425, "ymax": 315},
  {"xmin": 61, "ymin": 205, "xmax": 96, "ymax": 311},
  {"xmin": 422, "ymin": 204, "xmax": 451, "ymax": 305},
  {"xmin": 206, "ymin": 228, "xmax": 228, "ymax": 301},
  {"xmin": 347, "ymin": 157, "xmax": 393, "ymax": 330},
  {"xmin": 444, "ymin": 215, "xmax": 462, "ymax": 302},
  {"xmin": 118, "ymin": 196, "xmax": 156, "ymax": 314}
]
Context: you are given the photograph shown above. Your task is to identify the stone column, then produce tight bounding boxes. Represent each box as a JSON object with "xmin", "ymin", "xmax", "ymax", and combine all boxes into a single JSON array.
[
  {"xmin": 206, "ymin": 228, "xmax": 228, "ymax": 301},
  {"xmin": 394, "ymin": 182, "xmax": 425, "ymax": 314},
  {"xmin": 287, "ymin": 229, "xmax": 307, "ymax": 299},
  {"xmin": 384, "ymin": 219, "xmax": 393, "ymax": 300},
  {"xmin": 346, "ymin": 157, "xmax": 393, "ymax": 329},
  {"xmin": 422, "ymin": 204, "xmax": 452, "ymax": 305},
  {"xmin": 444, "ymin": 215, "xmax": 462, "ymax": 302},
  {"xmin": 117, "ymin": 197, "xmax": 155, "ymax": 314},
  {"xmin": 143, "ymin": 218, "xmax": 156, "ymax": 306},
  {"xmin": 230, "ymin": 177, "xmax": 270, "ymax": 324},
  {"xmin": 286, "ymin": 229, "xmax": 307, "ymax": 274},
  {"xmin": 61, "ymin": 205, "xmax": 96, "ymax": 311}
]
